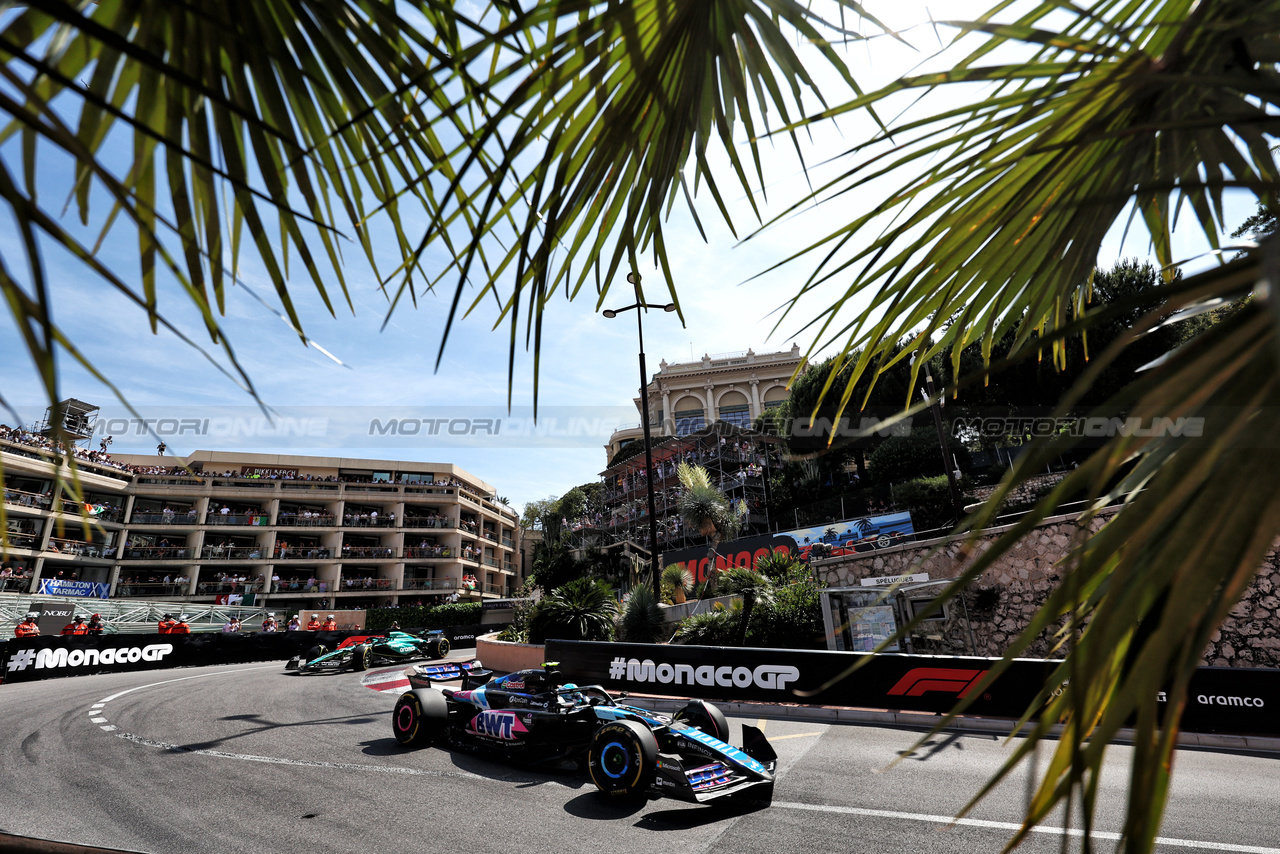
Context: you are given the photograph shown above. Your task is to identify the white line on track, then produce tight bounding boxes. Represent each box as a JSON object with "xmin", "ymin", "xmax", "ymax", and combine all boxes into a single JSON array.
[
  {"xmin": 97, "ymin": 664, "xmax": 280, "ymax": 704},
  {"xmin": 115, "ymin": 732, "xmax": 492, "ymax": 782},
  {"xmin": 772, "ymin": 802, "xmax": 1280, "ymax": 854}
]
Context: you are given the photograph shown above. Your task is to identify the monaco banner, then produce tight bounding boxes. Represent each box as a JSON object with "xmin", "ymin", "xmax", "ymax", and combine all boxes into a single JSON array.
[{"xmin": 545, "ymin": 640, "xmax": 1280, "ymax": 737}]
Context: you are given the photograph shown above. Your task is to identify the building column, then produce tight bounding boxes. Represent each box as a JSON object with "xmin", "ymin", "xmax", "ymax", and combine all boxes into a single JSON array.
[
  {"xmin": 661, "ymin": 387, "xmax": 672, "ymax": 436},
  {"xmin": 703, "ymin": 383, "xmax": 716, "ymax": 425},
  {"xmin": 749, "ymin": 377, "xmax": 761, "ymax": 419}
]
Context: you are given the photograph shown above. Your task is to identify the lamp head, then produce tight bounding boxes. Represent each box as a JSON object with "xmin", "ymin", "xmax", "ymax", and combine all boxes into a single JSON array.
[
  {"xmin": 663, "ymin": 303, "xmax": 677, "ymax": 312},
  {"xmin": 627, "ymin": 272, "xmax": 640, "ymax": 285},
  {"xmin": 602, "ymin": 309, "xmax": 617, "ymax": 319}
]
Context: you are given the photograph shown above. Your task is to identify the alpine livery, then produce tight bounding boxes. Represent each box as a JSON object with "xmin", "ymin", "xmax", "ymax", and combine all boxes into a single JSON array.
[
  {"xmin": 286, "ymin": 629, "xmax": 451, "ymax": 673},
  {"xmin": 391, "ymin": 662, "xmax": 776, "ymax": 806}
]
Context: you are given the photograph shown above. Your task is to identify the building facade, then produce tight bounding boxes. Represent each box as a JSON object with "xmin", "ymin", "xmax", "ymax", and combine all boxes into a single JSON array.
[
  {"xmin": 1, "ymin": 441, "xmax": 523, "ymax": 611},
  {"xmin": 604, "ymin": 345, "xmax": 803, "ymax": 464}
]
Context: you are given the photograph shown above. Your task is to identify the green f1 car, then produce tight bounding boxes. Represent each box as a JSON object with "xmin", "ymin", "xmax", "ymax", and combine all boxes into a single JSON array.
[{"xmin": 286, "ymin": 629, "xmax": 451, "ymax": 673}]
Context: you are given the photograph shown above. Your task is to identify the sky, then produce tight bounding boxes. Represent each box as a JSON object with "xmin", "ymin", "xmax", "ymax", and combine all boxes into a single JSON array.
[{"xmin": 0, "ymin": 2, "xmax": 1260, "ymax": 512}]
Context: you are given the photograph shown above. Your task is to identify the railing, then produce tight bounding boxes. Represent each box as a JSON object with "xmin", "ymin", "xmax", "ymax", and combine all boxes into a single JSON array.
[
  {"xmin": 404, "ymin": 546, "xmax": 451, "ymax": 559},
  {"xmin": 114, "ymin": 581, "xmax": 190, "ymax": 598},
  {"xmin": 276, "ymin": 513, "xmax": 336, "ymax": 527},
  {"xmin": 207, "ymin": 513, "xmax": 268, "ymax": 526},
  {"xmin": 198, "ymin": 546, "xmax": 264, "ymax": 560},
  {"xmin": 501, "ymin": 537, "xmax": 514, "ymax": 548},
  {"xmin": 3, "ymin": 488, "xmax": 52, "ymax": 509},
  {"xmin": 341, "ymin": 546, "xmax": 397, "ymax": 559},
  {"xmin": 341, "ymin": 515, "xmax": 397, "ymax": 527},
  {"xmin": 210, "ymin": 479, "xmax": 276, "ymax": 489},
  {"xmin": 344, "ymin": 483, "xmax": 399, "ymax": 493},
  {"xmin": 275, "ymin": 546, "xmax": 333, "ymax": 559},
  {"xmin": 481, "ymin": 531, "xmax": 498, "ymax": 543},
  {"xmin": 194, "ymin": 580, "xmax": 264, "ymax": 595},
  {"xmin": 458, "ymin": 522, "xmax": 479, "ymax": 535},
  {"xmin": 0, "ymin": 575, "xmax": 32, "ymax": 592},
  {"xmin": 340, "ymin": 577, "xmax": 394, "ymax": 590},
  {"xmin": 46, "ymin": 537, "xmax": 110, "ymax": 558},
  {"xmin": 483, "ymin": 582, "xmax": 506, "ymax": 595},
  {"xmin": 459, "ymin": 551, "xmax": 481, "ymax": 563},
  {"xmin": 130, "ymin": 511, "xmax": 199, "ymax": 525},
  {"xmin": 403, "ymin": 517, "xmax": 454, "ymax": 529},
  {"xmin": 401, "ymin": 577, "xmax": 455, "ymax": 591},
  {"xmin": 482, "ymin": 556, "xmax": 499, "ymax": 568},
  {"xmin": 4, "ymin": 532, "xmax": 40, "ymax": 550},
  {"xmin": 281, "ymin": 482, "xmax": 340, "ymax": 491},
  {"xmin": 403, "ymin": 486, "xmax": 455, "ymax": 496},
  {"xmin": 120, "ymin": 547, "xmax": 194, "ymax": 560},
  {"xmin": 502, "ymin": 562, "xmax": 515, "ymax": 573}
]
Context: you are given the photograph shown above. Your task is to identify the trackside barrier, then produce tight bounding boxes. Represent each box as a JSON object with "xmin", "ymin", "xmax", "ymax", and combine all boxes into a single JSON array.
[
  {"xmin": 0, "ymin": 623, "xmax": 498, "ymax": 685},
  {"xmin": 545, "ymin": 640, "xmax": 1280, "ymax": 738}
]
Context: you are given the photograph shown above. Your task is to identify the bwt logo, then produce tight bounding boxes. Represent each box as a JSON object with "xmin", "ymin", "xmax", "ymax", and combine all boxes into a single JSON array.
[
  {"xmin": 7, "ymin": 644, "xmax": 174, "ymax": 671},
  {"xmin": 470, "ymin": 711, "xmax": 523, "ymax": 740},
  {"xmin": 609, "ymin": 657, "xmax": 799, "ymax": 692},
  {"xmin": 887, "ymin": 667, "xmax": 988, "ymax": 698}
]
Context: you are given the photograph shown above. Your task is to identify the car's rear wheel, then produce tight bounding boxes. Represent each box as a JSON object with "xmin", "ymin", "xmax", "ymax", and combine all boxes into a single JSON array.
[
  {"xmin": 588, "ymin": 720, "xmax": 657, "ymax": 800},
  {"xmin": 429, "ymin": 637, "xmax": 450, "ymax": 659},
  {"xmin": 674, "ymin": 699, "xmax": 730, "ymax": 742},
  {"xmin": 305, "ymin": 644, "xmax": 325, "ymax": 661},
  {"xmin": 392, "ymin": 689, "xmax": 448, "ymax": 748},
  {"xmin": 351, "ymin": 644, "xmax": 372, "ymax": 671}
]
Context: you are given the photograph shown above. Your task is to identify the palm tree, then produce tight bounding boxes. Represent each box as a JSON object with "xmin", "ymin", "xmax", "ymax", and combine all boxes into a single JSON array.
[
  {"xmin": 6, "ymin": 2, "xmax": 1280, "ymax": 851},
  {"xmin": 675, "ymin": 461, "xmax": 746, "ymax": 596}
]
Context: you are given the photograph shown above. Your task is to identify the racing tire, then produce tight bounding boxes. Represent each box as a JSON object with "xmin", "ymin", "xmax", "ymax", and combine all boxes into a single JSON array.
[
  {"xmin": 674, "ymin": 699, "xmax": 730, "ymax": 742},
  {"xmin": 392, "ymin": 688, "xmax": 448, "ymax": 749},
  {"xmin": 351, "ymin": 644, "xmax": 372, "ymax": 672},
  {"xmin": 305, "ymin": 644, "xmax": 326, "ymax": 662},
  {"xmin": 429, "ymin": 637, "xmax": 451, "ymax": 659},
  {"xmin": 588, "ymin": 719, "xmax": 658, "ymax": 801}
]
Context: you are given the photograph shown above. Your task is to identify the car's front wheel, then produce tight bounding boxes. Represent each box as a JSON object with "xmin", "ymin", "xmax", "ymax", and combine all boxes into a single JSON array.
[
  {"xmin": 588, "ymin": 720, "xmax": 657, "ymax": 801},
  {"xmin": 351, "ymin": 644, "xmax": 372, "ymax": 671},
  {"xmin": 428, "ymin": 637, "xmax": 450, "ymax": 659},
  {"xmin": 674, "ymin": 699, "xmax": 730, "ymax": 742},
  {"xmin": 392, "ymin": 689, "xmax": 447, "ymax": 748}
]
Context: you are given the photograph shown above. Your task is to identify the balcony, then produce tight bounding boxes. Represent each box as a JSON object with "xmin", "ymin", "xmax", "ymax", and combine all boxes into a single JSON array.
[
  {"xmin": 120, "ymin": 546, "xmax": 194, "ymax": 560},
  {"xmin": 130, "ymin": 511, "xmax": 199, "ymax": 525},
  {"xmin": 207, "ymin": 513, "xmax": 268, "ymax": 526},
  {"xmin": 341, "ymin": 514, "xmax": 397, "ymax": 528},
  {"xmin": 403, "ymin": 517, "xmax": 454, "ymax": 529},
  {"xmin": 276, "ymin": 513, "xmax": 336, "ymax": 527},
  {"xmin": 275, "ymin": 546, "xmax": 334, "ymax": 560},
  {"xmin": 3, "ymin": 488, "xmax": 52, "ymax": 509},
  {"xmin": 340, "ymin": 577, "xmax": 394, "ymax": 591},
  {"xmin": 404, "ymin": 546, "xmax": 452, "ymax": 559},
  {"xmin": 199, "ymin": 546, "xmax": 264, "ymax": 560},
  {"xmin": 401, "ymin": 578, "xmax": 457, "ymax": 591},
  {"xmin": 340, "ymin": 546, "xmax": 397, "ymax": 559},
  {"xmin": 46, "ymin": 537, "xmax": 112, "ymax": 559}
]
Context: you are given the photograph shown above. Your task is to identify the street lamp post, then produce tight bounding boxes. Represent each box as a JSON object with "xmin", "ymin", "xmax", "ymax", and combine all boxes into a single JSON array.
[{"xmin": 604, "ymin": 272, "xmax": 677, "ymax": 602}]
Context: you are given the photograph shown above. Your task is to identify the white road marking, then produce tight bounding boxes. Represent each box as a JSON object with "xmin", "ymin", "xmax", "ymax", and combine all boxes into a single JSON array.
[
  {"xmin": 91, "ymin": 717, "xmax": 108, "ymax": 724},
  {"xmin": 99, "ymin": 726, "xmax": 116, "ymax": 732},
  {"xmin": 97, "ymin": 664, "xmax": 280, "ymax": 704},
  {"xmin": 91, "ymin": 703, "xmax": 105, "ymax": 709},
  {"xmin": 115, "ymin": 732, "xmax": 496, "ymax": 782},
  {"xmin": 773, "ymin": 802, "xmax": 1280, "ymax": 854}
]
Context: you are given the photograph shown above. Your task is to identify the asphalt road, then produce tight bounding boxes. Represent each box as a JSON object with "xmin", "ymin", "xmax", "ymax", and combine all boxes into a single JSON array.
[{"xmin": 2, "ymin": 659, "xmax": 1278, "ymax": 854}]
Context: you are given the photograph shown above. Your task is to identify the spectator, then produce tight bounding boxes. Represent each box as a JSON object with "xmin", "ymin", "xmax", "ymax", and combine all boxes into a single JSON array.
[
  {"xmin": 222, "ymin": 617, "xmax": 241, "ymax": 633},
  {"xmin": 15, "ymin": 612, "xmax": 40, "ymax": 638},
  {"xmin": 61, "ymin": 616, "xmax": 89, "ymax": 635},
  {"xmin": 86, "ymin": 613, "xmax": 106, "ymax": 635},
  {"xmin": 286, "ymin": 615, "xmax": 301, "ymax": 631},
  {"xmin": 156, "ymin": 441, "xmax": 166, "ymax": 456},
  {"xmin": 261, "ymin": 613, "xmax": 278, "ymax": 633}
]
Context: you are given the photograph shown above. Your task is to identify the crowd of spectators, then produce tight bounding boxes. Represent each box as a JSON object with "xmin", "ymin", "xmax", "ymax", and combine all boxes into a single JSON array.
[{"xmin": 0, "ymin": 424, "xmax": 131, "ymax": 472}]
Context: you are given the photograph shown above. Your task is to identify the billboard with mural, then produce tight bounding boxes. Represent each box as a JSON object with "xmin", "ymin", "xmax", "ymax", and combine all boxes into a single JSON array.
[{"xmin": 660, "ymin": 511, "xmax": 916, "ymax": 583}]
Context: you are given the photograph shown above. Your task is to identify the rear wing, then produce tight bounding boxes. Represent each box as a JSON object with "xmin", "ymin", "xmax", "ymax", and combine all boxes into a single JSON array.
[{"xmin": 408, "ymin": 660, "xmax": 492, "ymax": 690}]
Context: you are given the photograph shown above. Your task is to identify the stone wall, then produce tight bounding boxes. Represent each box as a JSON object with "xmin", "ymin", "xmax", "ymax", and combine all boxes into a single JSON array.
[{"xmin": 815, "ymin": 508, "xmax": 1280, "ymax": 668}]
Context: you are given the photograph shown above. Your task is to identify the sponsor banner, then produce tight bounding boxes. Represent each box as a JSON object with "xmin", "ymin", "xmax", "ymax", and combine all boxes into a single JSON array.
[
  {"xmin": 440, "ymin": 623, "xmax": 495, "ymax": 649},
  {"xmin": 786, "ymin": 512, "xmax": 916, "ymax": 560},
  {"xmin": 32, "ymin": 601, "xmax": 76, "ymax": 637},
  {"xmin": 1, "ymin": 631, "xmax": 362, "ymax": 684},
  {"xmin": 661, "ymin": 535, "xmax": 799, "ymax": 585},
  {"xmin": 546, "ymin": 640, "xmax": 1280, "ymax": 736},
  {"xmin": 37, "ymin": 579, "xmax": 111, "ymax": 599}
]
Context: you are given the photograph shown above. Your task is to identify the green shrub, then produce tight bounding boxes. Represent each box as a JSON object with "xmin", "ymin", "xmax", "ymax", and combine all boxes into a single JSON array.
[
  {"xmin": 753, "ymin": 548, "xmax": 804, "ymax": 580},
  {"xmin": 366, "ymin": 603, "xmax": 483, "ymax": 631},
  {"xmin": 718, "ymin": 567, "xmax": 769, "ymax": 596},
  {"xmin": 527, "ymin": 577, "xmax": 618, "ymax": 643},
  {"xmin": 672, "ymin": 601, "xmax": 742, "ymax": 646},
  {"xmin": 619, "ymin": 585, "xmax": 665, "ymax": 644},
  {"xmin": 746, "ymin": 577, "xmax": 827, "ymax": 650}
]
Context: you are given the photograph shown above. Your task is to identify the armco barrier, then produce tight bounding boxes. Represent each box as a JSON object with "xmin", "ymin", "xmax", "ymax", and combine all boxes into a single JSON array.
[{"xmin": 545, "ymin": 640, "xmax": 1280, "ymax": 737}]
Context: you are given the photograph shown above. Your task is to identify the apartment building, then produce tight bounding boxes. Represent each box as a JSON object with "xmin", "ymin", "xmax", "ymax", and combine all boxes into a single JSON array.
[{"xmin": 1, "ymin": 440, "xmax": 523, "ymax": 610}]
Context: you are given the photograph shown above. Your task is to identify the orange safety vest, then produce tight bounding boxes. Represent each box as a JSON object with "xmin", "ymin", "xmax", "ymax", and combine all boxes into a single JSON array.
[
  {"xmin": 306, "ymin": 619, "xmax": 321, "ymax": 630},
  {"xmin": 61, "ymin": 623, "xmax": 88, "ymax": 635},
  {"xmin": 158, "ymin": 620, "xmax": 176, "ymax": 634},
  {"xmin": 321, "ymin": 619, "xmax": 336, "ymax": 630},
  {"xmin": 15, "ymin": 621, "xmax": 39, "ymax": 638},
  {"xmin": 170, "ymin": 622, "xmax": 191, "ymax": 634}
]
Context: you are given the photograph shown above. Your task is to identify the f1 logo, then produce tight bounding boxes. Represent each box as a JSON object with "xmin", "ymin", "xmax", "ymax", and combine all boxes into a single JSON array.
[{"xmin": 887, "ymin": 667, "xmax": 987, "ymax": 698}]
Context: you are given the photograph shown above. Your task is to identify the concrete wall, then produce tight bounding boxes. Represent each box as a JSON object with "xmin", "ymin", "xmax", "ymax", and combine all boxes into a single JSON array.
[{"xmin": 815, "ymin": 507, "xmax": 1280, "ymax": 668}]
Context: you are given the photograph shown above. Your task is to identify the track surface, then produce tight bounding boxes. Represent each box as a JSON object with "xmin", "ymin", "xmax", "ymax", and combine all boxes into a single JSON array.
[{"xmin": 2, "ymin": 659, "xmax": 1279, "ymax": 854}]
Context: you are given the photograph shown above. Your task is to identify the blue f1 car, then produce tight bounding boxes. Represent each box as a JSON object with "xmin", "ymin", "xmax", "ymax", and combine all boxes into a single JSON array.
[{"xmin": 391, "ymin": 662, "xmax": 776, "ymax": 806}]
